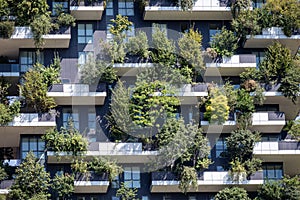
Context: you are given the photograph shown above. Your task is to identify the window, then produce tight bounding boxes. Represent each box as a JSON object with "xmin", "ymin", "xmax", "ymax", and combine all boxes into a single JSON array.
[
  {"xmin": 87, "ymin": 112, "xmax": 97, "ymax": 142},
  {"xmin": 252, "ymin": 51, "xmax": 265, "ymax": 68},
  {"xmin": 21, "ymin": 136, "xmax": 45, "ymax": 159},
  {"xmin": 91, "ymin": 197, "xmax": 99, "ymax": 200},
  {"xmin": 209, "ymin": 24, "xmax": 221, "ymax": 42},
  {"xmin": 118, "ymin": 0, "xmax": 134, "ymax": 16},
  {"xmin": 253, "ymin": 0, "xmax": 266, "ymax": 8},
  {"xmin": 78, "ymin": 51, "xmax": 94, "ymax": 65},
  {"xmin": 263, "ymin": 163, "xmax": 283, "ymax": 180},
  {"xmin": 106, "ymin": 0, "xmax": 114, "ymax": 16},
  {"xmin": 124, "ymin": 24, "xmax": 135, "ymax": 42},
  {"xmin": 63, "ymin": 108, "xmax": 79, "ymax": 130},
  {"xmin": 77, "ymin": 197, "xmax": 85, "ymax": 200},
  {"xmin": 142, "ymin": 197, "xmax": 149, "ymax": 200},
  {"xmin": 124, "ymin": 167, "xmax": 140, "ymax": 188},
  {"xmin": 189, "ymin": 196, "xmax": 196, "ymax": 200},
  {"xmin": 78, "ymin": 24, "xmax": 93, "ymax": 44},
  {"xmin": 261, "ymin": 135, "xmax": 280, "ymax": 142},
  {"xmin": 20, "ymin": 51, "xmax": 44, "ymax": 72},
  {"xmin": 111, "ymin": 175, "xmax": 120, "ymax": 188},
  {"xmin": 217, "ymin": 165, "xmax": 225, "ymax": 171},
  {"xmin": 52, "ymin": 0, "xmax": 68, "ymax": 15},
  {"xmin": 216, "ymin": 137, "xmax": 226, "ymax": 158},
  {"xmin": 152, "ymin": 23, "xmax": 167, "ymax": 36}
]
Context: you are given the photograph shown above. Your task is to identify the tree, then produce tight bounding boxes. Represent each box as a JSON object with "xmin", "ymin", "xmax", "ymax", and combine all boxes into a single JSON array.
[
  {"xmin": 20, "ymin": 63, "xmax": 59, "ymax": 113},
  {"xmin": 116, "ymin": 182, "xmax": 138, "ymax": 200},
  {"xmin": 0, "ymin": 79, "xmax": 20, "ymax": 126},
  {"xmin": 288, "ymin": 119, "xmax": 300, "ymax": 141},
  {"xmin": 126, "ymin": 31, "xmax": 149, "ymax": 59},
  {"xmin": 179, "ymin": 166, "xmax": 198, "ymax": 193},
  {"xmin": 90, "ymin": 157, "xmax": 123, "ymax": 182},
  {"xmin": 9, "ymin": 152, "xmax": 51, "ymax": 200},
  {"xmin": 30, "ymin": 13, "xmax": 53, "ymax": 48},
  {"xmin": 178, "ymin": 28, "xmax": 204, "ymax": 81},
  {"xmin": 204, "ymin": 87, "xmax": 230, "ymax": 124},
  {"xmin": 214, "ymin": 187, "xmax": 251, "ymax": 200},
  {"xmin": 129, "ymin": 80, "xmax": 180, "ymax": 127},
  {"xmin": 80, "ymin": 58, "xmax": 117, "ymax": 85},
  {"xmin": 210, "ymin": 27, "xmax": 238, "ymax": 57},
  {"xmin": 14, "ymin": 0, "xmax": 49, "ymax": 25},
  {"xmin": 151, "ymin": 25, "xmax": 176, "ymax": 66},
  {"xmin": 52, "ymin": 173, "xmax": 75, "ymax": 200},
  {"xmin": 106, "ymin": 80, "xmax": 136, "ymax": 141},
  {"xmin": 42, "ymin": 125, "xmax": 88, "ymax": 156}
]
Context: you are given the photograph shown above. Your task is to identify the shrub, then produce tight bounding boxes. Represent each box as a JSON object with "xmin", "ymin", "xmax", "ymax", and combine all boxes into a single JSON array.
[
  {"xmin": 0, "ymin": 21, "xmax": 14, "ymax": 38},
  {"xmin": 215, "ymin": 187, "xmax": 251, "ymax": 200}
]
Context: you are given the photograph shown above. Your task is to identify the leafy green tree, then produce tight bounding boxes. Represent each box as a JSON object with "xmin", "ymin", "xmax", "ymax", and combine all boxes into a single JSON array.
[
  {"xmin": 0, "ymin": 80, "xmax": 20, "ymax": 126},
  {"xmin": 180, "ymin": 0, "xmax": 194, "ymax": 11},
  {"xmin": 230, "ymin": 0, "xmax": 252, "ymax": 18},
  {"xmin": 256, "ymin": 181, "xmax": 283, "ymax": 200},
  {"xmin": 42, "ymin": 125, "xmax": 88, "ymax": 156},
  {"xmin": 210, "ymin": 27, "xmax": 238, "ymax": 57},
  {"xmin": 28, "ymin": 193, "xmax": 49, "ymax": 200},
  {"xmin": 9, "ymin": 152, "xmax": 51, "ymax": 200},
  {"xmin": 0, "ymin": 166, "xmax": 7, "ymax": 181},
  {"xmin": 116, "ymin": 182, "xmax": 138, "ymax": 200},
  {"xmin": 14, "ymin": 0, "xmax": 49, "ymax": 25},
  {"xmin": 130, "ymin": 81, "xmax": 180, "ymax": 127},
  {"xmin": 52, "ymin": 173, "xmax": 74, "ymax": 200},
  {"xmin": 109, "ymin": 14, "xmax": 132, "ymax": 39},
  {"xmin": 179, "ymin": 166, "xmax": 198, "ymax": 193},
  {"xmin": 106, "ymin": 80, "xmax": 136, "ymax": 141},
  {"xmin": 178, "ymin": 28, "xmax": 204, "ymax": 81},
  {"xmin": 90, "ymin": 157, "xmax": 123, "ymax": 182},
  {"xmin": 20, "ymin": 64, "xmax": 57, "ymax": 113},
  {"xmin": 0, "ymin": 0, "xmax": 9, "ymax": 17},
  {"xmin": 214, "ymin": 187, "xmax": 251, "ymax": 200},
  {"xmin": 151, "ymin": 26, "xmax": 176, "ymax": 66},
  {"xmin": 204, "ymin": 87, "xmax": 230, "ymax": 124},
  {"xmin": 225, "ymin": 129, "xmax": 262, "ymax": 178},
  {"xmin": 288, "ymin": 119, "xmax": 300, "ymax": 141},
  {"xmin": 80, "ymin": 57, "xmax": 117, "ymax": 85},
  {"xmin": 30, "ymin": 13, "xmax": 53, "ymax": 48},
  {"xmin": 126, "ymin": 31, "xmax": 149, "ymax": 59}
]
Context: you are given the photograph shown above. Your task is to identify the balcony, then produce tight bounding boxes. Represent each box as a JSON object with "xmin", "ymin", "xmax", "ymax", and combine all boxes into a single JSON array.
[
  {"xmin": 250, "ymin": 111, "xmax": 285, "ymax": 133},
  {"xmin": 113, "ymin": 63, "xmax": 154, "ymax": 76},
  {"xmin": 0, "ymin": 27, "xmax": 71, "ymax": 58},
  {"xmin": 74, "ymin": 172, "xmax": 109, "ymax": 193},
  {"xmin": 254, "ymin": 141, "xmax": 300, "ymax": 176},
  {"xmin": 244, "ymin": 27, "xmax": 300, "ymax": 55},
  {"xmin": 0, "ymin": 180, "xmax": 13, "ymax": 194},
  {"xmin": 176, "ymin": 84, "xmax": 208, "ymax": 105},
  {"xmin": 200, "ymin": 112, "xmax": 236, "ymax": 133},
  {"xmin": 150, "ymin": 171, "xmax": 263, "ymax": 193},
  {"xmin": 70, "ymin": 0, "xmax": 104, "ymax": 20},
  {"xmin": 144, "ymin": 0, "xmax": 232, "ymax": 20},
  {"xmin": 205, "ymin": 55, "xmax": 256, "ymax": 76},
  {"xmin": 47, "ymin": 83, "xmax": 107, "ymax": 105},
  {"xmin": 47, "ymin": 142, "xmax": 158, "ymax": 164},
  {"xmin": 0, "ymin": 113, "xmax": 56, "ymax": 147}
]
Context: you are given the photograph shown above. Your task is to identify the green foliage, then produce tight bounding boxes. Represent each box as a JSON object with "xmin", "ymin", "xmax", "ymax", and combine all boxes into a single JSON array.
[
  {"xmin": 0, "ymin": 0, "xmax": 9, "ymax": 17},
  {"xmin": 180, "ymin": 0, "xmax": 194, "ymax": 11},
  {"xmin": 116, "ymin": 182, "xmax": 138, "ymax": 200},
  {"xmin": 9, "ymin": 152, "xmax": 51, "ymax": 200},
  {"xmin": 28, "ymin": 193, "xmax": 49, "ymax": 200},
  {"xmin": 30, "ymin": 13, "xmax": 53, "ymax": 48},
  {"xmin": 71, "ymin": 159, "xmax": 89, "ymax": 177},
  {"xmin": 204, "ymin": 87, "xmax": 230, "ymax": 124},
  {"xmin": 106, "ymin": 80, "xmax": 134, "ymax": 141},
  {"xmin": 151, "ymin": 26, "xmax": 176, "ymax": 66},
  {"xmin": 0, "ymin": 166, "xmax": 7, "ymax": 181},
  {"xmin": 229, "ymin": 160, "xmax": 246, "ymax": 182},
  {"xmin": 260, "ymin": 42, "xmax": 299, "ymax": 102},
  {"xmin": 178, "ymin": 28, "xmax": 204, "ymax": 78},
  {"xmin": 264, "ymin": 0, "xmax": 300, "ymax": 37},
  {"xmin": 214, "ymin": 187, "xmax": 251, "ymax": 200},
  {"xmin": 225, "ymin": 129, "xmax": 260, "ymax": 162},
  {"xmin": 42, "ymin": 126, "xmax": 88, "ymax": 156},
  {"xmin": 0, "ymin": 80, "xmax": 20, "ymax": 126},
  {"xmin": 126, "ymin": 31, "xmax": 149, "ymax": 58},
  {"xmin": 235, "ymin": 89, "xmax": 255, "ymax": 114},
  {"xmin": 56, "ymin": 13, "xmax": 76, "ymax": 28},
  {"xmin": 14, "ymin": 0, "xmax": 49, "ymax": 25},
  {"xmin": 179, "ymin": 166, "xmax": 198, "ymax": 193},
  {"xmin": 210, "ymin": 27, "xmax": 238, "ymax": 57},
  {"xmin": 100, "ymin": 39, "xmax": 126, "ymax": 63},
  {"xmin": 230, "ymin": 0, "xmax": 252, "ymax": 18},
  {"xmin": 20, "ymin": 64, "xmax": 57, "ymax": 113},
  {"xmin": 80, "ymin": 58, "xmax": 117, "ymax": 84},
  {"xmin": 52, "ymin": 173, "xmax": 74, "ymax": 199},
  {"xmin": 40, "ymin": 55, "xmax": 61, "ymax": 87},
  {"xmin": 130, "ymin": 81, "xmax": 180, "ymax": 127},
  {"xmin": 288, "ymin": 120, "xmax": 300, "ymax": 141},
  {"xmin": 0, "ymin": 21, "xmax": 14, "ymax": 38},
  {"xmin": 90, "ymin": 157, "xmax": 123, "ymax": 182},
  {"xmin": 109, "ymin": 14, "xmax": 132, "ymax": 38}
]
